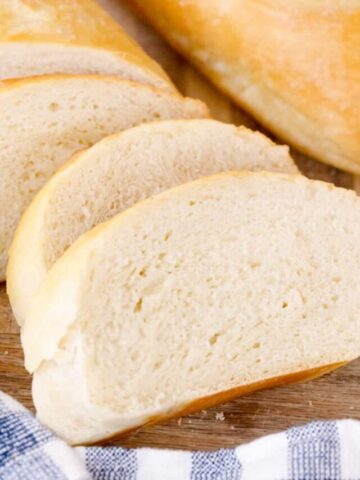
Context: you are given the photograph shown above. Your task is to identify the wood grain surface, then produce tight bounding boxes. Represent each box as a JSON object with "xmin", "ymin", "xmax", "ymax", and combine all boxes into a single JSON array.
[{"xmin": 1, "ymin": 0, "xmax": 360, "ymax": 451}]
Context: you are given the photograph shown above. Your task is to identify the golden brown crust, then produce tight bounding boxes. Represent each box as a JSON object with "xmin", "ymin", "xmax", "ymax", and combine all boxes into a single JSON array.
[
  {"xmin": 87, "ymin": 361, "xmax": 346, "ymax": 446},
  {"xmin": 0, "ymin": 0, "xmax": 172, "ymax": 88},
  {"xmin": 130, "ymin": 0, "xmax": 360, "ymax": 173},
  {"xmin": 0, "ymin": 74, "xmax": 188, "ymax": 108},
  {"xmin": 0, "ymin": 73, "xmax": 167, "ymax": 93},
  {"xmin": 0, "ymin": 0, "xmax": 137, "ymax": 49}
]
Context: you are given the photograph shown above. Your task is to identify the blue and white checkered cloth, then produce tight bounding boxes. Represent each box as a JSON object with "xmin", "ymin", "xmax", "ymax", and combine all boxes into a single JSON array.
[{"xmin": 1, "ymin": 391, "xmax": 360, "ymax": 480}]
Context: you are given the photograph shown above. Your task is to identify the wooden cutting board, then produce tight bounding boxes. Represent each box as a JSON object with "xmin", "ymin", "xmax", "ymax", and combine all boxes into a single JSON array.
[{"xmin": 1, "ymin": 0, "xmax": 360, "ymax": 451}]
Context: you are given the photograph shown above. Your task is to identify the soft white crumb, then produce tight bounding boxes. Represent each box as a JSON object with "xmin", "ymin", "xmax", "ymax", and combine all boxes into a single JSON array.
[{"xmin": 215, "ymin": 412, "xmax": 225, "ymax": 421}]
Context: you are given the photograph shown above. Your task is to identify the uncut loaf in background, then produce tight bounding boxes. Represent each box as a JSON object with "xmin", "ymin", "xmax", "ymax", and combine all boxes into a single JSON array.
[
  {"xmin": 129, "ymin": 0, "xmax": 360, "ymax": 173},
  {"xmin": 0, "ymin": 75, "xmax": 208, "ymax": 281},
  {"xmin": 8, "ymin": 119, "xmax": 298, "ymax": 326},
  {"xmin": 0, "ymin": 0, "xmax": 173, "ymax": 91},
  {"xmin": 23, "ymin": 172, "xmax": 360, "ymax": 445}
]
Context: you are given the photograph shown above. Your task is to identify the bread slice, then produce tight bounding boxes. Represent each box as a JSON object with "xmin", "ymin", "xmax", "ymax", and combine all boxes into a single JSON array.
[
  {"xmin": 0, "ymin": 0, "xmax": 173, "ymax": 91},
  {"xmin": 0, "ymin": 75, "xmax": 208, "ymax": 281},
  {"xmin": 8, "ymin": 120, "xmax": 298, "ymax": 325},
  {"xmin": 129, "ymin": 0, "xmax": 360, "ymax": 173},
  {"xmin": 23, "ymin": 172, "xmax": 360, "ymax": 445}
]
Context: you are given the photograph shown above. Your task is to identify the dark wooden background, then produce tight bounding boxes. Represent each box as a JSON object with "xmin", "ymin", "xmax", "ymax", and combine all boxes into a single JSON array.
[{"xmin": 1, "ymin": 0, "xmax": 359, "ymax": 451}]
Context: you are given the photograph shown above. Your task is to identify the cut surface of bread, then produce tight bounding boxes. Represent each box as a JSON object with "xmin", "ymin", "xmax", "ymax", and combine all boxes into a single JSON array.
[
  {"xmin": 0, "ymin": 0, "xmax": 173, "ymax": 91},
  {"xmin": 23, "ymin": 172, "xmax": 360, "ymax": 445},
  {"xmin": 8, "ymin": 119, "xmax": 298, "ymax": 325},
  {"xmin": 129, "ymin": 0, "xmax": 360, "ymax": 173},
  {"xmin": 0, "ymin": 75, "xmax": 208, "ymax": 280}
]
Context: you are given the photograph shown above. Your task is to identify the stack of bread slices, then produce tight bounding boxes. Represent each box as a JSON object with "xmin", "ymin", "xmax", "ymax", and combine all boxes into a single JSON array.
[{"xmin": 3, "ymin": 0, "xmax": 360, "ymax": 446}]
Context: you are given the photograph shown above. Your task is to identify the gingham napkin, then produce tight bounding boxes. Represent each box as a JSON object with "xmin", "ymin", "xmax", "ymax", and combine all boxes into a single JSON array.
[{"xmin": 1, "ymin": 390, "xmax": 360, "ymax": 480}]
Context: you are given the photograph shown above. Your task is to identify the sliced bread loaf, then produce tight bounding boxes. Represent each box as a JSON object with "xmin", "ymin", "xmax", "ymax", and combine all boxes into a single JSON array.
[
  {"xmin": 7, "ymin": 120, "xmax": 298, "ymax": 325},
  {"xmin": 0, "ymin": 75, "xmax": 208, "ymax": 280},
  {"xmin": 23, "ymin": 172, "xmax": 360, "ymax": 445},
  {"xmin": 0, "ymin": 0, "xmax": 173, "ymax": 91}
]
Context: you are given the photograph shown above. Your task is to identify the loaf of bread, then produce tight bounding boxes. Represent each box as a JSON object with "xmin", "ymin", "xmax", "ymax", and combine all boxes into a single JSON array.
[
  {"xmin": 8, "ymin": 119, "xmax": 298, "ymax": 325},
  {"xmin": 0, "ymin": 0, "xmax": 173, "ymax": 91},
  {"xmin": 23, "ymin": 172, "xmax": 360, "ymax": 445},
  {"xmin": 129, "ymin": 0, "xmax": 360, "ymax": 173},
  {"xmin": 0, "ymin": 75, "xmax": 208, "ymax": 280}
]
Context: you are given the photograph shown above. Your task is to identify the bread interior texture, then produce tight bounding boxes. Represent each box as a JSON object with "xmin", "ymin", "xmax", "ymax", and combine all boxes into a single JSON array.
[
  {"xmin": 42, "ymin": 121, "xmax": 297, "ymax": 270},
  {"xmin": 0, "ymin": 76, "xmax": 206, "ymax": 278},
  {"xmin": 79, "ymin": 175, "xmax": 359, "ymax": 411},
  {"xmin": 27, "ymin": 173, "xmax": 360, "ymax": 443}
]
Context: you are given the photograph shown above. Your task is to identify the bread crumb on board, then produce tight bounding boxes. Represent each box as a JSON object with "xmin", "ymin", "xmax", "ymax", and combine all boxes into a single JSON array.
[{"xmin": 215, "ymin": 412, "xmax": 225, "ymax": 421}]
